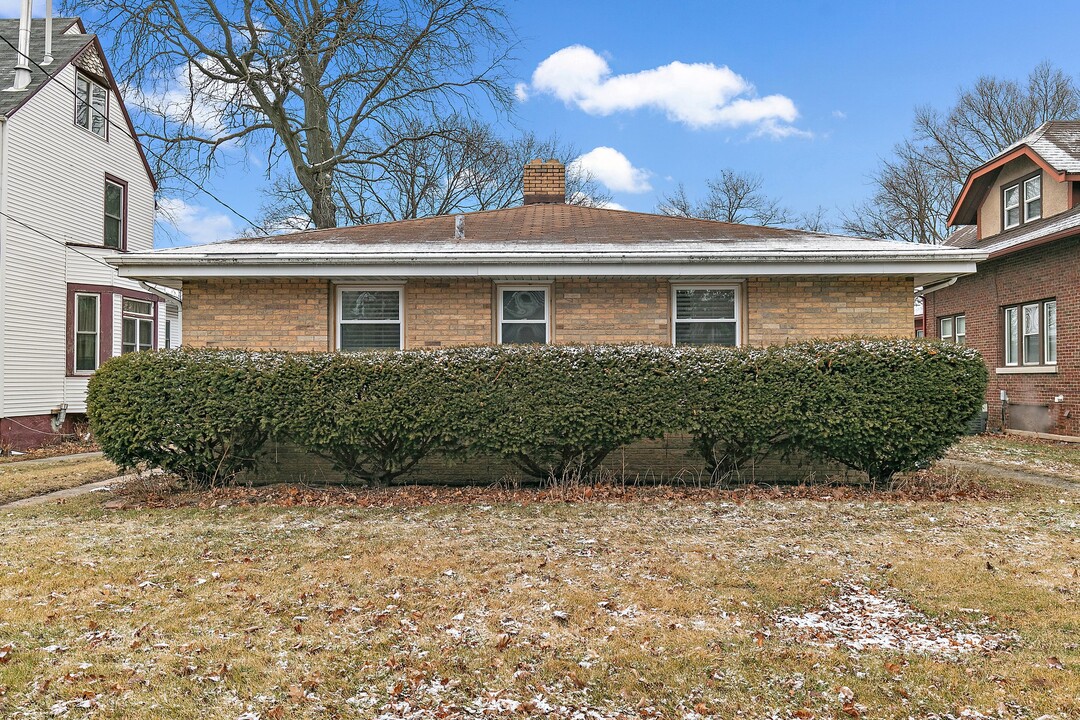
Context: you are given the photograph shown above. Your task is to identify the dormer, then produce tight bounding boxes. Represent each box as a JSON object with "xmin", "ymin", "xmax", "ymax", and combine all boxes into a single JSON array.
[{"xmin": 948, "ymin": 121, "xmax": 1080, "ymax": 240}]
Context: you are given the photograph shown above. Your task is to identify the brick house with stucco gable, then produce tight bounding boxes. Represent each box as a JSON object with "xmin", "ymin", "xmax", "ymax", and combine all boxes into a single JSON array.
[
  {"xmin": 923, "ymin": 121, "xmax": 1080, "ymax": 437},
  {"xmin": 109, "ymin": 160, "xmax": 981, "ymax": 357}
]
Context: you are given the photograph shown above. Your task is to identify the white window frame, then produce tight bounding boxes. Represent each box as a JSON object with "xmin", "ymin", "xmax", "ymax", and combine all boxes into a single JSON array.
[
  {"xmin": 75, "ymin": 71, "xmax": 108, "ymax": 139},
  {"xmin": 671, "ymin": 284, "xmax": 741, "ymax": 347},
  {"xmin": 1044, "ymin": 300, "xmax": 1057, "ymax": 365},
  {"xmin": 497, "ymin": 285, "xmax": 550, "ymax": 345},
  {"xmin": 1003, "ymin": 306, "xmax": 1019, "ymax": 366},
  {"xmin": 74, "ymin": 293, "xmax": 100, "ymax": 374},
  {"xmin": 939, "ymin": 317, "xmax": 954, "ymax": 343},
  {"xmin": 336, "ymin": 285, "xmax": 404, "ymax": 351},
  {"xmin": 121, "ymin": 298, "xmax": 155, "ymax": 355},
  {"xmin": 1023, "ymin": 175, "xmax": 1042, "ymax": 222},
  {"xmin": 1003, "ymin": 183, "xmax": 1021, "ymax": 230},
  {"xmin": 1022, "ymin": 302, "xmax": 1040, "ymax": 366}
]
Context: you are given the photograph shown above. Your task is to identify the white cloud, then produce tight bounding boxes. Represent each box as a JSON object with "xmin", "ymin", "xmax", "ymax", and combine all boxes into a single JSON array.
[
  {"xmin": 525, "ymin": 45, "xmax": 802, "ymax": 135},
  {"xmin": 570, "ymin": 146, "xmax": 652, "ymax": 193},
  {"xmin": 156, "ymin": 197, "xmax": 237, "ymax": 246},
  {"xmin": 832, "ymin": 110, "xmax": 847, "ymax": 120}
]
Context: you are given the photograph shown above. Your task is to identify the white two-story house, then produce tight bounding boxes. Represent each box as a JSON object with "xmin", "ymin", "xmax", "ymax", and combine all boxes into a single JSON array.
[{"xmin": 0, "ymin": 14, "xmax": 179, "ymax": 451}]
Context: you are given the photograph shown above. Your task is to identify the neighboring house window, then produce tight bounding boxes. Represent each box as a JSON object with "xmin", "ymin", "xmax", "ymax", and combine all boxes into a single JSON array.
[
  {"xmin": 338, "ymin": 287, "xmax": 403, "ymax": 350},
  {"xmin": 104, "ymin": 177, "xmax": 126, "ymax": 249},
  {"xmin": 165, "ymin": 320, "xmax": 172, "ymax": 350},
  {"xmin": 1003, "ymin": 173, "xmax": 1041, "ymax": 230},
  {"xmin": 939, "ymin": 314, "xmax": 966, "ymax": 345},
  {"xmin": 74, "ymin": 293, "xmax": 100, "ymax": 373},
  {"xmin": 75, "ymin": 72, "xmax": 108, "ymax": 138},
  {"xmin": 121, "ymin": 298, "xmax": 154, "ymax": 354},
  {"xmin": 672, "ymin": 286, "xmax": 739, "ymax": 346},
  {"xmin": 1004, "ymin": 299, "xmax": 1056, "ymax": 366},
  {"xmin": 498, "ymin": 287, "xmax": 549, "ymax": 345}
]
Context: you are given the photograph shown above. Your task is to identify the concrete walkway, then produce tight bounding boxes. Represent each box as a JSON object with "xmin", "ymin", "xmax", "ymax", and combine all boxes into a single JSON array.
[
  {"xmin": 1, "ymin": 472, "xmax": 139, "ymax": 510},
  {"xmin": 939, "ymin": 458, "xmax": 1079, "ymax": 493},
  {"xmin": 0, "ymin": 451, "xmax": 103, "ymax": 467}
]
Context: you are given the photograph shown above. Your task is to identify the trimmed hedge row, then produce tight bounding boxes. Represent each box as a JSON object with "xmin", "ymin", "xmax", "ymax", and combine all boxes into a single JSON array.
[{"xmin": 86, "ymin": 339, "xmax": 987, "ymax": 487}]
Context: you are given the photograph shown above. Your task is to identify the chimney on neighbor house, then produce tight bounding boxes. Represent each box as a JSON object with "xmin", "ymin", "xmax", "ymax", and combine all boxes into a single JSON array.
[
  {"xmin": 523, "ymin": 158, "xmax": 566, "ymax": 205},
  {"xmin": 12, "ymin": 0, "xmax": 33, "ymax": 90}
]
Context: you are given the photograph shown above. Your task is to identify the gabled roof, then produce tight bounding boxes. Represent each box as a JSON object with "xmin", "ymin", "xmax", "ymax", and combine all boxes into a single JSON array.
[
  {"xmin": 0, "ymin": 17, "xmax": 157, "ymax": 189},
  {"xmin": 949, "ymin": 121, "xmax": 1080, "ymax": 226},
  {"xmin": 111, "ymin": 203, "xmax": 985, "ymax": 289},
  {"xmin": 944, "ymin": 204, "xmax": 1080, "ymax": 260},
  {"xmin": 0, "ymin": 17, "xmax": 86, "ymax": 116}
]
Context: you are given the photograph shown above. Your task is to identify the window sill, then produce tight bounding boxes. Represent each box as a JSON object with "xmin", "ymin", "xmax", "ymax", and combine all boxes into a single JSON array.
[{"xmin": 995, "ymin": 365, "xmax": 1057, "ymax": 375}]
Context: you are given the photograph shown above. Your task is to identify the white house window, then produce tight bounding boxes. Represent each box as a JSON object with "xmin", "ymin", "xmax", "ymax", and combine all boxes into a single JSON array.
[
  {"xmin": 1003, "ymin": 173, "xmax": 1041, "ymax": 230},
  {"xmin": 498, "ymin": 287, "xmax": 549, "ymax": 345},
  {"xmin": 74, "ymin": 293, "xmax": 99, "ymax": 373},
  {"xmin": 121, "ymin": 298, "xmax": 154, "ymax": 354},
  {"xmin": 1023, "ymin": 175, "xmax": 1042, "ymax": 222},
  {"xmin": 338, "ymin": 287, "xmax": 402, "ymax": 350},
  {"xmin": 939, "ymin": 314, "xmax": 965, "ymax": 345},
  {"xmin": 104, "ymin": 179, "xmax": 125, "ymax": 249},
  {"xmin": 1044, "ymin": 301, "xmax": 1057, "ymax": 364},
  {"xmin": 673, "ymin": 286, "xmax": 739, "ymax": 346},
  {"xmin": 1005, "ymin": 299, "xmax": 1055, "ymax": 367},
  {"xmin": 75, "ymin": 72, "xmax": 108, "ymax": 138}
]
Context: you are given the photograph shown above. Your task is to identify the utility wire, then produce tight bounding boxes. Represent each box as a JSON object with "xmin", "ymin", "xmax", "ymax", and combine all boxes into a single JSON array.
[
  {"xmin": 0, "ymin": 31, "xmax": 263, "ymax": 234},
  {"xmin": 0, "ymin": 209, "xmax": 122, "ymax": 272}
]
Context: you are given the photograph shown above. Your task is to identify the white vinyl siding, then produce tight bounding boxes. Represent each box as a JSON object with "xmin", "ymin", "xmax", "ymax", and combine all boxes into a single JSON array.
[{"xmin": 0, "ymin": 57, "xmax": 156, "ymax": 416}]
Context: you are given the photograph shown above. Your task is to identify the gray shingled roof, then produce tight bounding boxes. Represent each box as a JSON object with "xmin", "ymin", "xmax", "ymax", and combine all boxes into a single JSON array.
[
  {"xmin": 0, "ymin": 17, "xmax": 91, "ymax": 117},
  {"xmin": 998, "ymin": 121, "xmax": 1080, "ymax": 173},
  {"xmin": 945, "ymin": 204, "xmax": 1080, "ymax": 258}
]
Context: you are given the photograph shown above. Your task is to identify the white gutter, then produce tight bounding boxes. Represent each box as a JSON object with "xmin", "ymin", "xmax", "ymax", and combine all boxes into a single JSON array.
[{"xmin": 916, "ymin": 276, "xmax": 958, "ymax": 297}]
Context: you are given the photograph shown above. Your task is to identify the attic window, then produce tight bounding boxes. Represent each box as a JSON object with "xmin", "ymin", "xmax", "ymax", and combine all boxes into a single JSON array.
[
  {"xmin": 75, "ymin": 72, "xmax": 108, "ymax": 139},
  {"xmin": 1002, "ymin": 173, "xmax": 1041, "ymax": 230}
]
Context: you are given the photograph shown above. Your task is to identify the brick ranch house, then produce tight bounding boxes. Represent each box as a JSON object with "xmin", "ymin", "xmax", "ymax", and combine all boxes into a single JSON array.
[
  {"xmin": 923, "ymin": 121, "xmax": 1080, "ymax": 438},
  {"xmin": 109, "ymin": 160, "xmax": 984, "ymax": 482}
]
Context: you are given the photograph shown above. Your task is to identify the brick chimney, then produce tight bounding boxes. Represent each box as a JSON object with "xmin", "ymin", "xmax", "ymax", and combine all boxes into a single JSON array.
[{"xmin": 522, "ymin": 158, "xmax": 566, "ymax": 204}]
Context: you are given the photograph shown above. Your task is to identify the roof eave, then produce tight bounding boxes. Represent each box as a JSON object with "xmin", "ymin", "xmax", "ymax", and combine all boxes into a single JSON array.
[{"xmin": 948, "ymin": 145, "xmax": 1067, "ymax": 227}]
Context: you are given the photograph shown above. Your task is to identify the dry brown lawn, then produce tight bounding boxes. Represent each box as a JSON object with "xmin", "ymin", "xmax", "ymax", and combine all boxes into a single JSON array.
[
  {"xmin": 0, "ymin": 457, "xmax": 117, "ymax": 505},
  {"xmin": 948, "ymin": 435, "xmax": 1080, "ymax": 482},
  {"xmin": 0, "ymin": 475, "xmax": 1077, "ymax": 719}
]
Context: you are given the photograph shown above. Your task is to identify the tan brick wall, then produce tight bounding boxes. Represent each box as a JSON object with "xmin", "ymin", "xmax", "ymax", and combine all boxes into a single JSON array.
[
  {"xmin": 182, "ymin": 278, "xmax": 330, "ymax": 350},
  {"xmin": 522, "ymin": 158, "xmax": 565, "ymax": 204},
  {"xmin": 553, "ymin": 278, "xmax": 671, "ymax": 344},
  {"xmin": 181, "ymin": 275, "xmax": 915, "ymax": 352},
  {"xmin": 405, "ymin": 279, "xmax": 493, "ymax": 347},
  {"xmin": 747, "ymin": 276, "xmax": 913, "ymax": 345}
]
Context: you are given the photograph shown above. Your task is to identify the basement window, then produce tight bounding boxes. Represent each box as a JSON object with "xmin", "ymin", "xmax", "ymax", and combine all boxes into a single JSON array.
[
  {"xmin": 75, "ymin": 72, "xmax": 108, "ymax": 139},
  {"xmin": 498, "ymin": 287, "xmax": 549, "ymax": 345},
  {"xmin": 672, "ymin": 286, "xmax": 739, "ymax": 347},
  {"xmin": 338, "ymin": 287, "xmax": 403, "ymax": 350}
]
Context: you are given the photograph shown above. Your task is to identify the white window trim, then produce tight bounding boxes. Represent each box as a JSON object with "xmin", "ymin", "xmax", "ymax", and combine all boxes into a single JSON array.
[
  {"xmin": 75, "ymin": 71, "xmax": 109, "ymax": 140},
  {"xmin": 1021, "ymin": 302, "xmax": 1040, "ymax": 366},
  {"xmin": 939, "ymin": 317, "xmax": 954, "ymax": 343},
  {"xmin": 1044, "ymin": 300, "xmax": 1057, "ymax": 366},
  {"xmin": 1003, "ymin": 183, "xmax": 1021, "ymax": 230},
  {"xmin": 1003, "ymin": 306, "xmax": 1019, "ymax": 367},
  {"xmin": 73, "ymin": 292, "xmax": 100, "ymax": 375},
  {"xmin": 671, "ymin": 284, "xmax": 741, "ymax": 347},
  {"xmin": 1023, "ymin": 175, "xmax": 1042, "ymax": 222},
  {"xmin": 121, "ymin": 297, "xmax": 155, "ymax": 355},
  {"xmin": 497, "ymin": 285, "xmax": 550, "ymax": 345},
  {"xmin": 336, "ymin": 285, "xmax": 404, "ymax": 350}
]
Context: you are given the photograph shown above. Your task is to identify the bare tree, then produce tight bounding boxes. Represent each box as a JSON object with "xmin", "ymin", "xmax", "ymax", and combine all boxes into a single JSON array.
[
  {"xmin": 658, "ymin": 170, "xmax": 794, "ymax": 227},
  {"xmin": 252, "ymin": 123, "xmax": 612, "ymax": 229},
  {"xmin": 845, "ymin": 62, "xmax": 1080, "ymax": 243},
  {"xmin": 63, "ymin": 0, "xmax": 513, "ymax": 229}
]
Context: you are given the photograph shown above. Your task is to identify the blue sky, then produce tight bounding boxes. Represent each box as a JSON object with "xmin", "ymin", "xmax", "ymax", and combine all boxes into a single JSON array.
[{"xmin": 4, "ymin": 0, "xmax": 1080, "ymax": 246}]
